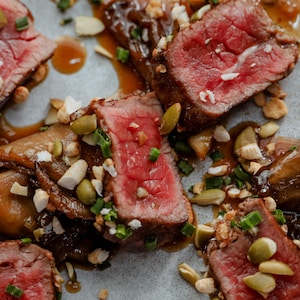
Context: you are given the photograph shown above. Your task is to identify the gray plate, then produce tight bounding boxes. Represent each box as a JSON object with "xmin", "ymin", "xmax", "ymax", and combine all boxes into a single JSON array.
[{"xmin": 7, "ymin": 1, "xmax": 300, "ymax": 299}]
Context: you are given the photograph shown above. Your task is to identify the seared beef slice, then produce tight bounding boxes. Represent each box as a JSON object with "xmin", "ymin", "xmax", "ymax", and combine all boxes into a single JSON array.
[
  {"xmin": 0, "ymin": 0, "xmax": 56, "ymax": 106},
  {"xmin": 91, "ymin": 93, "xmax": 193, "ymax": 248},
  {"xmin": 152, "ymin": 0, "xmax": 299, "ymax": 132},
  {"xmin": 0, "ymin": 240, "xmax": 60, "ymax": 300},
  {"xmin": 208, "ymin": 198, "xmax": 300, "ymax": 300}
]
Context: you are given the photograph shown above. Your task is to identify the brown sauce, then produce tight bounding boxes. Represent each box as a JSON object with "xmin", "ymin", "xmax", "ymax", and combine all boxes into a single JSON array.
[
  {"xmin": 92, "ymin": 6, "xmax": 145, "ymax": 95},
  {"xmin": 51, "ymin": 36, "xmax": 87, "ymax": 74},
  {"xmin": 65, "ymin": 280, "xmax": 81, "ymax": 293}
]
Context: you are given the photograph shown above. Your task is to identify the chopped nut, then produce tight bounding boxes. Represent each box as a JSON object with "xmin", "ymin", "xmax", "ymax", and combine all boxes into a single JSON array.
[
  {"xmin": 92, "ymin": 166, "xmax": 105, "ymax": 181},
  {"xmin": 12, "ymin": 86, "xmax": 29, "ymax": 104},
  {"xmin": 94, "ymin": 44, "xmax": 113, "ymax": 59},
  {"xmin": 36, "ymin": 150, "xmax": 52, "ymax": 162},
  {"xmin": 137, "ymin": 187, "xmax": 149, "ymax": 198},
  {"xmin": 178, "ymin": 263, "xmax": 201, "ymax": 286},
  {"xmin": 262, "ymin": 98, "xmax": 288, "ymax": 119},
  {"xmin": 192, "ymin": 181, "xmax": 204, "ymax": 194},
  {"xmin": 213, "ymin": 125, "xmax": 231, "ymax": 142},
  {"xmin": 10, "ymin": 181, "xmax": 28, "ymax": 196},
  {"xmin": 227, "ymin": 187, "xmax": 241, "ymax": 198},
  {"xmin": 45, "ymin": 107, "xmax": 59, "ymax": 125},
  {"xmin": 208, "ymin": 165, "xmax": 228, "ymax": 176},
  {"xmin": 98, "ymin": 288, "xmax": 109, "ymax": 300},
  {"xmin": 52, "ymin": 216, "xmax": 65, "ymax": 235},
  {"xmin": 248, "ymin": 161, "xmax": 262, "ymax": 174},
  {"xmin": 156, "ymin": 64, "xmax": 167, "ymax": 73},
  {"xmin": 75, "ymin": 16, "xmax": 105, "ymax": 36},
  {"xmin": 253, "ymin": 92, "xmax": 266, "ymax": 107},
  {"xmin": 195, "ymin": 278, "xmax": 216, "ymax": 294},
  {"xmin": 263, "ymin": 196, "xmax": 277, "ymax": 212},
  {"xmin": 258, "ymin": 121, "xmax": 279, "ymax": 138},
  {"xmin": 57, "ymin": 159, "xmax": 88, "ymax": 190},
  {"xmin": 33, "ymin": 189, "xmax": 49, "ymax": 212},
  {"xmin": 266, "ymin": 82, "xmax": 287, "ymax": 99},
  {"xmin": 64, "ymin": 141, "xmax": 80, "ymax": 157},
  {"xmin": 137, "ymin": 131, "xmax": 148, "ymax": 146},
  {"xmin": 266, "ymin": 142, "xmax": 276, "ymax": 156},
  {"xmin": 31, "ymin": 64, "xmax": 47, "ymax": 82},
  {"xmin": 146, "ymin": 0, "xmax": 164, "ymax": 18},
  {"xmin": 88, "ymin": 248, "xmax": 109, "ymax": 265},
  {"xmin": 235, "ymin": 143, "xmax": 263, "ymax": 160}
]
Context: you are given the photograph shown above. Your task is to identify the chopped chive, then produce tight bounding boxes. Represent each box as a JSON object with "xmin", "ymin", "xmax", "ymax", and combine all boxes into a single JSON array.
[
  {"xmin": 15, "ymin": 16, "xmax": 29, "ymax": 31},
  {"xmin": 115, "ymin": 224, "xmax": 132, "ymax": 240},
  {"xmin": 149, "ymin": 147, "xmax": 161, "ymax": 162},
  {"xmin": 272, "ymin": 209, "xmax": 286, "ymax": 225},
  {"xmin": 5, "ymin": 284, "xmax": 23, "ymax": 298},
  {"xmin": 116, "ymin": 47, "xmax": 130, "ymax": 63},
  {"xmin": 57, "ymin": 0, "xmax": 70, "ymax": 10},
  {"xmin": 181, "ymin": 222, "xmax": 196, "ymax": 237},
  {"xmin": 239, "ymin": 210, "xmax": 262, "ymax": 231},
  {"xmin": 94, "ymin": 128, "xmax": 112, "ymax": 159},
  {"xmin": 56, "ymin": 291, "xmax": 62, "ymax": 300},
  {"xmin": 130, "ymin": 26, "xmax": 142, "ymax": 40},
  {"xmin": 210, "ymin": 149, "xmax": 224, "ymax": 162},
  {"xmin": 39, "ymin": 126, "xmax": 49, "ymax": 132},
  {"xmin": 218, "ymin": 210, "xmax": 226, "ymax": 217},
  {"xmin": 174, "ymin": 140, "xmax": 192, "ymax": 154},
  {"xmin": 60, "ymin": 17, "xmax": 73, "ymax": 25},
  {"xmin": 20, "ymin": 238, "xmax": 32, "ymax": 244},
  {"xmin": 205, "ymin": 176, "xmax": 224, "ymax": 189},
  {"xmin": 178, "ymin": 160, "xmax": 194, "ymax": 175},
  {"xmin": 90, "ymin": 197, "xmax": 105, "ymax": 215},
  {"xmin": 103, "ymin": 209, "xmax": 118, "ymax": 221},
  {"xmin": 288, "ymin": 145, "xmax": 297, "ymax": 151},
  {"xmin": 145, "ymin": 235, "xmax": 157, "ymax": 251},
  {"xmin": 234, "ymin": 165, "xmax": 252, "ymax": 183},
  {"xmin": 91, "ymin": 0, "xmax": 102, "ymax": 4}
]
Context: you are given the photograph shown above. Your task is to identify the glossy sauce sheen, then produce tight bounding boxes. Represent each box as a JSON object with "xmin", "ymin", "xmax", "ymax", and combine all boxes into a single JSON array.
[{"xmin": 51, "ymin": 36, "xmax": 87, "ymax": 74}]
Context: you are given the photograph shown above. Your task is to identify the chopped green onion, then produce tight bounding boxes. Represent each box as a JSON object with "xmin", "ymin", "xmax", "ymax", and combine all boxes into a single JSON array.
[
  {"xmin": 103, "ymin": 209, "xmax": 118, "ymax": 221},
  {"xmin": 210, "ymin": 150, "xmax": 224, "ymax": 162},
  {"xmin": 15, "ymin": 16, "xmax": 29, "ymax": 31},
  {"xmin": 174, "ymin": 140, "xmax": 192, "ymax": 154},
  {"xmin": 210, "ymin": 0, "xmax": 219, "ymax": 5},
  {"xmin": 57, "ymin": 0, "xmax": 70, "ymax": 10},
  {"xmin": 90, "ymin": 197, "xmax": 105, "ymax": 215},
  {"xmin": 178, "ymin": 160, "xmax": 194, "ymax": 175},
  {"xmin": 116, "ymin": 47, "xmax": 130, "ymax": 63},
  {"xmin": 104, "ymin": 201, "xmax": 113, "ymax": 209},
  {"xmin": 20, "ymin": 238, "xmax": 32, "ymax": 244},
  {"xmin": 218, "ymin": 210, "xmax": 226, "ymax": 217},
  {"xmin": 149, "ymin": 147, "xmax": 161, "ymax": 162},
  {"xmin": 130, "ymin": 26, "xmax": 142, "ymax": 40},
  {"xmin": 39, "ymin": 126, "xmax": 49, "ymax": 132},
  {"xmin": 56, "ymin": 291, "xmax": 62, "ymax": 300},
  {"xmin": 115, "ymin": 224, "xmax": 132, "ymax": 240},
  {"xmin": 239, "ymin": 210, "xmax": 262, "ymax": 231},
  {"xmin": 272, "ymin": 209, "xmax": 286, "ymax": 225},
  {"xmin": 145, "ymin": 235, "xmax": 157, "ymax": 251},
  {"xmin": 5, "ymin": 284, "xmax": 23, "ymax": 298},
  {"xmin": 91, "ymin": 0, "xmax": 102, "ymax": 4},
  {"xmin": 205, "ymin": 176, "xmax": 224, "ymax": 189},
  {"xmin": 234, "ymin": 165, "xmax": 252, "ymax": 183},
  {"xmin": 94, "ymin": 128, "xmax": 112, "ymax": 159},
  {"xmin": 288, "ymin": 145, "xmax": 297, "ymax": 151},
  {"xmin": 181, "ymin": 222, "xmax": 196, "ymax": 237},
  {"xmin": 60, "ymin": 17, "xmax": 73, "ymax": 25}
]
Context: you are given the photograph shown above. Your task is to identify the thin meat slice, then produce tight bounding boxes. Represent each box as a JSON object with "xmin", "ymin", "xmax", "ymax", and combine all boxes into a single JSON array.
[
  {"xmin": 91, "ymin": 93, "xmax": 193, "ymax": 248},
  {"xmin": 152, "ymin": 0, "xmax": 299, "ymax": 132},
  {"xmin": 0, "ymin": 0, "xmax": 56, "ymax": 106},
  {"xmin": 208, "ymin": 198, "xmax": 300, "ymax": 300},
  {"xmin": 0, "ymin": 240, "xmax": 61, "ymax": 300}
]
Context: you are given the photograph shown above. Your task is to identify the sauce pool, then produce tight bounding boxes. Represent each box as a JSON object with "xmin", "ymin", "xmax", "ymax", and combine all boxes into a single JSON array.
[{"xmin": 51, "ymin": 36, "xmax": 87, "ymax": 74}]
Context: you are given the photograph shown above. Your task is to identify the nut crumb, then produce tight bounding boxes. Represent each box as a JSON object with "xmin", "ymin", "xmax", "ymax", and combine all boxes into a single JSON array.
[
  {"xmin": 262, "ymin": 97, "xmax": 288, "ymax": 119},
  {"xmin": 98, "ymin": 288, "xmax": 108, "ymax": 300}
]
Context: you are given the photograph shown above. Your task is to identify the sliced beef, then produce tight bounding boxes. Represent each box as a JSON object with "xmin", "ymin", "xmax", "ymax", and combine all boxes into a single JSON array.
[
  {"xmin": 91, "ymin": 92, "xmax": 193, "ymax": 248},
  {"xmin": 104, "ymin": 0, "xmax": 299, "ymax": 133},
  {"xmin": 0, "ymin": 0, "xmax": 56, "ymax": 106},
  {"xmin": 0, "ymin": 240, "xmax": 61, "ymax": 300},
  {"xmin": 208, "ymin": 198, "xmax": 300, "ymax": 300}
]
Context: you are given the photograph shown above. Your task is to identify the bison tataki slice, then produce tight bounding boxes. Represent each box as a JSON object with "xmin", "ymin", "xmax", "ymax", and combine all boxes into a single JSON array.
[
  {"xmin": 91, "ymin": 93, "xmax": 193, "ymax": 248},
  {"xmin": 208, "ymin": 198, "xmax": 300, "ymax": 300},
  {"xmin": 0, "ymin": 0, "xmax": 56, "ymax": 106},
  {"xmin": 151, "ymin": 0, "xmax": 299, "ymax": 132},
  {"xmin": 0, "ymin": 240, "xmax": 61, "ymax": 300}
]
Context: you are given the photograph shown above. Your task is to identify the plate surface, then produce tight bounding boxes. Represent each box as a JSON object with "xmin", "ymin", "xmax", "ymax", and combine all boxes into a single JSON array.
[{"xmin": 6, "ymin": 1, "xmax": 300, "ymax": 299}]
